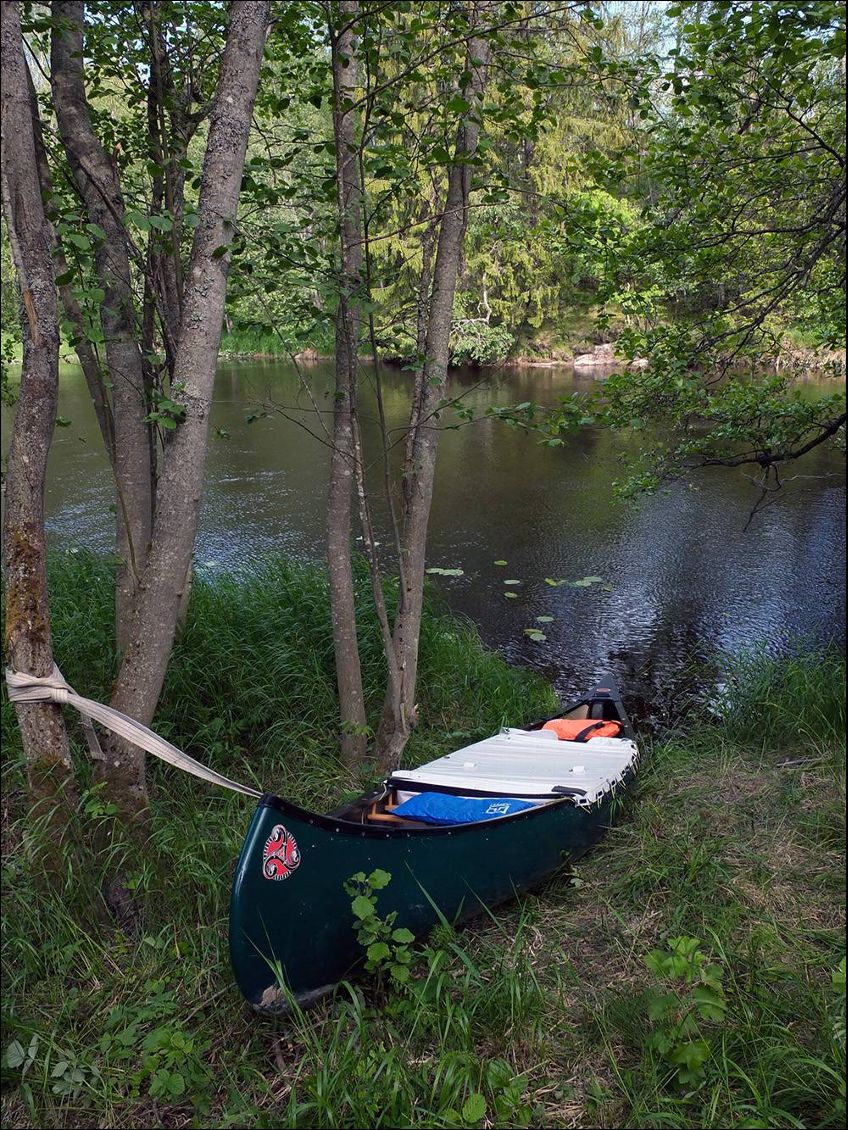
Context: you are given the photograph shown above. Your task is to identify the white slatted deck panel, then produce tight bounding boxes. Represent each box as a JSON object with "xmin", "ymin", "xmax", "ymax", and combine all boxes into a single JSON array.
[{"xmin": 390, "ymin": 728, "xmax": 638, "ymax": 805}]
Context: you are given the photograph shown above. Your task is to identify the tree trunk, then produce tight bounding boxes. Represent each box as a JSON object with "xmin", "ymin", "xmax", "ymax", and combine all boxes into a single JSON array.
[
  {"xmin": 403, "ymin": 206, "xmax": 438, "ymax": 501},
  {"xmin": 25, "ymin": 64, "xmax": 115, "ymax": 467},
  {"xmin": 51, "ymin": 1, "xmax": 154, "ymax": 655},
  {"xmin": 140, "ymin": 0, "xmax": 185, "ymax": 367},
  {"xmin": 1, "ymin": 0, "xmax": 77, "ymax": 831},
  {"xmin": 328, "ymin": 0, "xmax": 368, "ymax": 764},
  {"xmin": 101, "ymin": 0, "xmax": 270, "ymax": 825},
  {"xmin": 374, "ymin": 26, "xmax": 492, "ymax": 770}
]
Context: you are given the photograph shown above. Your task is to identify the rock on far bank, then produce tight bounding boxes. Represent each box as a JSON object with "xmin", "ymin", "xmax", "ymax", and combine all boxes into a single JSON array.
[{"xmin": 572, "ymin": 342, "xmax": 649, "ymax": 370}]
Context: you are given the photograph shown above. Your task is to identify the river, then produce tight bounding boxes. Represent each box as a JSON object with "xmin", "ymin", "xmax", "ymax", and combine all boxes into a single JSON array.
[{"xmin": 3, "ymin": 359, "xmax": 845, "ymax": 717}]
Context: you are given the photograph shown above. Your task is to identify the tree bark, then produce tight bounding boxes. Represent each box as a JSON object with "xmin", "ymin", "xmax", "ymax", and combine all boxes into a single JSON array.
[
  {"xmin": 25, "ymin": 64, "xmax": 115, "ymax": 467},
  {"xmin": 403, "ymin": 204, "xmax": 438, "ymax": 507},
  {"xmin": 374, "ymin": 24, "xmax": 492, "ymax": 770},
  {"xmin": 328, "ymin": 0, "xmax": 368, "ymax": 763},
  {"xmin": 100, "ymin": 0, "xmax": 270, "ymax": 824},
  {"xmin": 51, "ymin": 1, "xmax": 154, "ymax": 655},
  {"xmin": 1, "ymin": 0, "xmax": 77, "ymax": 829},
  {"xmin": 139, "ymin": 0, "xmax": 187, "ymax": 368}
]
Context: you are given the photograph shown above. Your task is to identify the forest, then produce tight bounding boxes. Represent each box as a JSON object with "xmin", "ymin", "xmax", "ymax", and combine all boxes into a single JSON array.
[{"xmin": 1, "ymin": 2, "xmax": 845, "ymax": 1128}]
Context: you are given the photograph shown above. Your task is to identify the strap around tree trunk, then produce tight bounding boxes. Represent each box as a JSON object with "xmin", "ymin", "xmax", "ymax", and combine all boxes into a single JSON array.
[{"xmin": 5, "ymin": 665, "xmax": 262, "ymax": 799}]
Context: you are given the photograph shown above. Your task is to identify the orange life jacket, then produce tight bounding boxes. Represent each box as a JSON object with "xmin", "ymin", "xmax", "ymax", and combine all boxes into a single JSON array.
[{"xmin": 542, "ymin": 718, "xmax": 622, "ymax": 742}]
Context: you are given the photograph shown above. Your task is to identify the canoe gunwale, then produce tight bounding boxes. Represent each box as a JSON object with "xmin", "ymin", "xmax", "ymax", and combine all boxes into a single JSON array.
[{"xmin": 257, "ymin": 788, "xmax": 577, "ymax": 838}]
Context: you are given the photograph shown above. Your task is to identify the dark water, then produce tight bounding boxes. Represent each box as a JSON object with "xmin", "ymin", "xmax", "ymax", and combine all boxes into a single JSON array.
[{"xmin": 3, "ymin": 360, "xmax": 845, "ymax": 714}]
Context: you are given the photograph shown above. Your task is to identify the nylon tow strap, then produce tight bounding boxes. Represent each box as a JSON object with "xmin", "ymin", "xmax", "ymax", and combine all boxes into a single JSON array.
[{"xmin": 4, "ymin": 666, "xmax": 262, "ymax": 799}]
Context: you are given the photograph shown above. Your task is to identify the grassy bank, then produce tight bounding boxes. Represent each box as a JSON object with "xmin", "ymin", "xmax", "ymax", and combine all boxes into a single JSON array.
[{"xmin": 1, "ymin": 556, "xmax": 845, "ymax": 1129}]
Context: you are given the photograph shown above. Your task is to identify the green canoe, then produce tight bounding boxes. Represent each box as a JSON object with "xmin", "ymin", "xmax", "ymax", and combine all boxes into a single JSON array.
[{"xmin": 229, "ymin": 677, "xmax": 637, "ymax": 1012}]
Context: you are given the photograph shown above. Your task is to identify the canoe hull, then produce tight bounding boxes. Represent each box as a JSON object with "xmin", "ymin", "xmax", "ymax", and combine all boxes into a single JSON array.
[{"xmin": 229, "ymin": 786, "xmax": 624, "ymax": 1012}]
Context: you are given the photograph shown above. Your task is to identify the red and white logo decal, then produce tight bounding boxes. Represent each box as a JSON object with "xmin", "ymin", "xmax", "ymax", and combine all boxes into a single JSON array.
[{"xmin": 262, "ymin": 823, "xmax": 301, "ymax": 881}]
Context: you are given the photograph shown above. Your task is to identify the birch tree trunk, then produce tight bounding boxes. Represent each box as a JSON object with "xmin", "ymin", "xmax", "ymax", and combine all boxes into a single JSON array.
[
  {"xmin": 51, "ymin": 1, "xmax": 154, "ymax": 656},
  {"xmin": 1, "ymin": 0, "xmax": 77, "ymax": 827},
  {"xmin": 99, "ymin": 0, "xmax": 270, "ymax": 825},
  {"xmin": 328, "ymin": 0, "xmax": 368, "ymax": 763},
  {"xmin": 374, "ymin": 25, "xmax": 492, "ymax": 770}
]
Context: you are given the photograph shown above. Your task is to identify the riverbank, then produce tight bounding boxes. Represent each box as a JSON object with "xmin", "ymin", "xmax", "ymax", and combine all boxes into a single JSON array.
[
  {"xmin": 1, "ymin": 556, "xmax": 845, "ymax": 1128},
  {"xmin": 4, "ymin": 327, "xmax": 843, "ymax": 380},
  {"xmin": 215, "ymin": 337, "xmax": 847, "ymax": 379}
]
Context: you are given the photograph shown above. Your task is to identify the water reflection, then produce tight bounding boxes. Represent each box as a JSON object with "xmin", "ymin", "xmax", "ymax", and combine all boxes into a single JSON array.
[{"xmin": 2, "ymin": 358, "xmax": 844, "ymax": 714}]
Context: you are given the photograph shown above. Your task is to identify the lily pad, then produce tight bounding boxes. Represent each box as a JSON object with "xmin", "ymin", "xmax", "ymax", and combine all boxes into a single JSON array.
[
  {"xmin": 426, "ymin": 567, "xmax": 464, "ymax": 576},
  {"xmin": 504, "ymin": 591, "xmax": 518, "ymax": 599},
  {"xmin": 569, "ymin": 575, "xmax": 603, "ymax": 588},
  {"xmin": 503, "ymin": 579, "xmax": 521, "ymax": 585},
  {"xmin": 493, "ymin": 560, "xmax": 508, "ymax": 566},
  {"xmin": 535, "ymin": 615, "xmax": 554, "ymax": 623},
  {"xmin": 523, "ymin": 628, "xmax": 547, "ymax": 642},
  {"xmin": 544, "ymin": 577, "xmax": 568, "ymax": 587}
]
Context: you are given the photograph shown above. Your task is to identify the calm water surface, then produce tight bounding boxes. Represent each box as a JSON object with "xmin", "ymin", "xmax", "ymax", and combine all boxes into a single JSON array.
[{"xmin": 3, "ymin": 360, "xmax": 845, "ymax": 715}]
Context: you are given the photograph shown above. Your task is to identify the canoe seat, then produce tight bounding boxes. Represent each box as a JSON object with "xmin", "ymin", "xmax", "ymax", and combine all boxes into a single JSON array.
[{"xmin": 365, "ymin": 800, "xmax": 428, "ymax": 828}]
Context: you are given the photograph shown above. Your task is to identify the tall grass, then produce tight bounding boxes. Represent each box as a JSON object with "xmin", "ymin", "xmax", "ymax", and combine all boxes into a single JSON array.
[
  {"xmin": 718, "ymin": 644, "xmax": 846, "ymax": 754},
  {"xmin": 1, "ymin": 553, "xmax": 844, "ymax": 1128}
]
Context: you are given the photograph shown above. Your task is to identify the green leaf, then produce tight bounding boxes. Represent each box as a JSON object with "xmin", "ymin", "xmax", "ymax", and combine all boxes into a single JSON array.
[
  {"xmin": 5, "ymin": 1041, "xmax": 26, "ymax": 1069},
  {"xmin": 832, "ymin": 958, "xmax": 846, "ymax": 992},
  {"xmin": 212, "ymin": 245, "xmax": 230, "ymax": 259},
  {"xmin": 125, "ymin": 211, "xmax": 152, "ymax": 231},
  {"xmin": 366, "ymin": 941, "xmax": 391, "ymax": 963},
  {"xmin": 392, "ymin": 928, "xmax": 415, "ymax": 944},
  {"xmin": 369, "ymin": 868, "xmax": 391, "ymax": 889},
  {"xmin": 535, "ymin": 615, "xmax": 554, "ymax": 622},
  {"xmin": 646, "ymin": 989, "xmax": 678, "ymax": 1021},
  {"xmin": 493, "ymin": 560, "xmax": 508, "ymax": 566},
  {"xmin": 669, "ymin": 1039, "xmax": 710, "ymax": 1071},
  {"xmin": 504, "ymin": 592, "xmax": 518, "ymax": 599},
  {"xmin": 55, "ymin": 416, "xmax": 72, "ymax": 428},
  {"xmin": 351, "ymin": 895, "xmax": 374, "ymax": 919},
  {"xmin": 692, "ymin": 985, "xmax": 727, "ymax": 1022},
  {"xmin": 446, "ymin": 96, "xmax": 472, "ymax": 115},
  {"xmin": 503, "ymin": 579, "xmax": 521, "ymax": 585},
  {"xmin": 461, "ymin": 1093, "xmax": 487, "ymax": 1123},
  {"xmin": 167, "ymin": 1071, "xmax": 186, "ymax": 1096}
]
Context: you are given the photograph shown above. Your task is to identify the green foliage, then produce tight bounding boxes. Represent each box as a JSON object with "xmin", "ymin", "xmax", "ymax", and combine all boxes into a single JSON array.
[
  {"xmin": 144, "ymin": 387, "xmax": 187, "ymax": 432},
  {"xmin": 643, "ymin": 937, "xmax": 728, "ymax": 1089},
  {"xmin": 598, "ymin": 367, "xmax": 846, "ymax": 497},
  {"xmin": 344, "ymin": 870, "xmax": 416, "ymax": 987},
  {"xmin": 510, "ymin": 362, "xmax": 845, "ymax": 498},
  {"xmin": 605, "ymin": 0, "xmax": 846, "ymax": 355},
  {"xmin": 449, "ymin": 318, "xmax": 515, "ymax": 367},
  {"xmin": 137, "ymin": 1023, "xmax": 210, "ymax": 1108}
]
